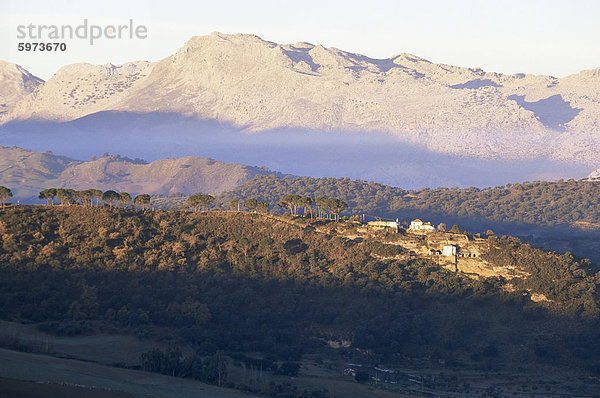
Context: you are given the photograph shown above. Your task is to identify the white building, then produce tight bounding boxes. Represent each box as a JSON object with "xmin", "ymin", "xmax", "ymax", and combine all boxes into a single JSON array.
[
  {"xmin": 367, "ymin": 220, "xmax": 400, "ymax": 232},
  {"xmin": 409, "ymin": 219, "xmax": 436, "ymax": 231},
  {"xmin": 442, "ymin": 245, "xmax": 457, "ymax": 256}
]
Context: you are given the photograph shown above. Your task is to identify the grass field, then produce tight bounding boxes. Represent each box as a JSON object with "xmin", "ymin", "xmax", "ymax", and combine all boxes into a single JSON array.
[
  {"xmin": 0, "ymin": 320, "xmax": 415, "ymax": 397},
  {"xmin": 0, "ymin": 320, "xmax": 156, "ymax": 366},
  {"xmin": 0, "ymin": 348, "xmax": 258, "ymax": 398},
  {"xmin": 0, "ymin": 377, "xmax": 137, "ymax": 398}
]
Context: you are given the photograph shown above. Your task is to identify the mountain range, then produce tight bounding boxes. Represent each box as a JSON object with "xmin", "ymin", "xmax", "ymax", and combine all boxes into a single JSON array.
[{"xmin": 1, "ymin": 32, "xmax": 598, "ymax": 187}]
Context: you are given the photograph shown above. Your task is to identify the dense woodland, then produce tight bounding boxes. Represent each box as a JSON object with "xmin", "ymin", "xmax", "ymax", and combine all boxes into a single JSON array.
[{"xmin": 1, "ymin": 205, "xmax": 599, "ymax": 392}]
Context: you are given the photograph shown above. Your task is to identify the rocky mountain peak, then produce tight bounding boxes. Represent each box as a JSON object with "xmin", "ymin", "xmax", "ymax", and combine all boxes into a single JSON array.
[{"xmin": 0, "ymin": 61, "xmax": 44, "ymax": 115}]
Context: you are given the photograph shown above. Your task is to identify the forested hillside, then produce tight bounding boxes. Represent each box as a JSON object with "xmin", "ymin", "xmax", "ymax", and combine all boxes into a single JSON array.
[
  {"xmin": 214, "ymin": 175, "xmax": 600, "ymax": 263},
  {"xmin": 1, "ymin": 205, "xmax": 599, "ymax": 389},
  {"xmin": 219, "ymin": 175, "xmax": 600, "ymax": 229}
]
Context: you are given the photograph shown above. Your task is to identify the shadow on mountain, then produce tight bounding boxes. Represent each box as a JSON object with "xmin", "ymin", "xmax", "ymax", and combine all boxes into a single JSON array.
[
  {"xmin": 450, "ymin": 79, "xmax": 502, "ymax": 89},
  {"xmin": 508, "ymin": 94, "xmax": 582, "ymax": 131},
  {"xmin": 0, "ymin": 111, "xmax": 588, "ymax": 189},
  {"xmin": 282, "ymin": 47, "xmax": 321, "ymax": 72},
  {"xmin": 343, "ymin": 53, "xmax": 399, "ymax": 73}
]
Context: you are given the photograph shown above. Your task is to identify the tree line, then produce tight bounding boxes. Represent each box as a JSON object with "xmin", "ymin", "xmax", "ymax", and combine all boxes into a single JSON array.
[
  {"xmin": 188, "ymin": 193, "xmax": 349, "ymax": 221},
  {"xmin": 277, "ymin": 195, "xmax": 348, "ymax": 220},
  {"xmin": 38, "ymin": 188, "xmax": 152, "ymax": 209},
  {"xmin": 1, "ymin": 186, "xmax": 349, "ymax": 222},
  {"xmin": 227, "ymin": 195, "xmax": 348, "ymax": 220}
]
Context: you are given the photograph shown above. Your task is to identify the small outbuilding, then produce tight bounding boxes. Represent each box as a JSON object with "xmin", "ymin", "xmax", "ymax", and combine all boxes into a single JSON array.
[{"xmin": 442, "ymin": 245, "xmax": 457, "ymax": 256}]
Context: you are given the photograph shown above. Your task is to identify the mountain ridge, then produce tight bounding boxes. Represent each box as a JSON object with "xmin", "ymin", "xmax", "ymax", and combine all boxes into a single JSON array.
[{"xmin": 3, "ymin": 33, "xmax": 598, "ymax": 162}]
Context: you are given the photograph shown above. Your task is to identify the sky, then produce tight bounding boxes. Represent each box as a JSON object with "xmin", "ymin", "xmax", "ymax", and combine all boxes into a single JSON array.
[{"xmin": 1, "ymin": 0, "xmax": 599, "ymax": 80}]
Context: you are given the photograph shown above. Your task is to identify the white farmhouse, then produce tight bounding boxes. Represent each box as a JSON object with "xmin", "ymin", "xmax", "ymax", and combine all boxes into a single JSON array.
[
  {"xmin": 367, "ymin": 220, "xmax": 400, "ymax": 232},
  {"xmin": 409, "ymin": 219, "xmax": 436, "ymax": 231}
]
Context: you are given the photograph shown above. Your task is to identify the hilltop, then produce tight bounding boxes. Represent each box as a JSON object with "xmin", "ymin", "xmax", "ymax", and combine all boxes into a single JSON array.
[
  {"xmin": 0, "ymin": 146, "xmax": 75, "ymax": 200},
  {"xmin": 0, "ymin": 146, "xmax": 283, "ymax": 201},
  {"xmin": 56, "ymin": 153, "xmax": 283, "ymax": 197}
]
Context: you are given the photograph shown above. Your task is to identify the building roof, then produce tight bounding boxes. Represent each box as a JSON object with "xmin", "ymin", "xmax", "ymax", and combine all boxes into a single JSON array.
[{"xmin": 411, "ymin": 219, "xmax": 422, "ymax": 223}]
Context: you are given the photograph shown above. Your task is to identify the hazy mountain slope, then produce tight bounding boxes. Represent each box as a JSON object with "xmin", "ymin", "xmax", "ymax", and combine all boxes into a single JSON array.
[
  {"xmin": 0, "ymin": 147, "xmax": 282, "ymax": 201},
  {"xmin": 57, "ymin": 153, "xmax": 281, "ymax": 195},
  {"xmin": 6, "ymin": 62, "xmax": 154, "ymax": 121},
  {"xmin": 3, "ymin": 33, "xmax": 599, "ymax": 164},
  {"xmin": 0, "ymin": 146, "xmax": 77, "ymax": 200},
  {"xmin": 0, "ymin": 61, "xmax": 43, "ymax": 115}
]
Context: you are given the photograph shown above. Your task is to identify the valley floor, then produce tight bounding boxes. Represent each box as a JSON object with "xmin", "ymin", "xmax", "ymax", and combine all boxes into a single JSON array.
[{"xmin": 0, "ymin": 321, "xmax": 598, "ymax": 398}]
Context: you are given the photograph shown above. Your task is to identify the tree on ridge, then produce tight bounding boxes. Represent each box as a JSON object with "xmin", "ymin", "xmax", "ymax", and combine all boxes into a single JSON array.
[
  {"xmin": 188, "ymin": 194, "xmax": 215, "ymax": 212},
  {"xmin": 0, "ymin": 186, "xmax": 12, "ymax": 209},
  {"xmin": 102, "ymin": 190, "xmax": 119, "ymax": 208},
  {"xmin": 134, "ymin": 194, "xmax": 152, "ymax": 210},
  {"xmin": 119, "ymin": 192, "xmax": 132, "ymax": 209}
]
